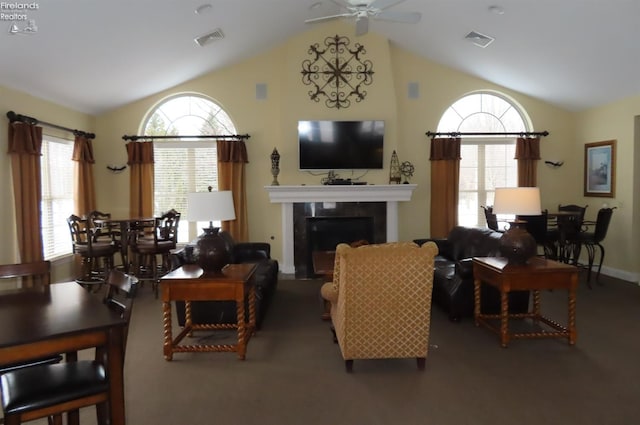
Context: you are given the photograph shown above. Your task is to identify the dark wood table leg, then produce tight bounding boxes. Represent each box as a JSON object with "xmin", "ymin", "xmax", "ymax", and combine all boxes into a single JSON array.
[
  {"xmin": 473, "ymin": 278, "xmax": 481, "ymax": 326},
  {"xmin": 236, "ymin": 292, "xmax": 247, "ymax": 360},
  {"xmin": 248, "ymin": 286, "xmax": 256, "ymax": 336},
  {"xmin": 162, "ymin": 301, "xmax": 173, "ymax": 361},
  {"xmin": 500, "ymin": 289, "xmax": 509, "ymax": 348},
  {"xmin": 107, "ymin": 327, "xmax": 126, "ymax": 425},
  {"xmin": 321, "ymin": 299, "xmax": 331, "ymax": 321},
  {"xmin": 568, "ymin": 286, "xmax": 577, "ymax": 345}
]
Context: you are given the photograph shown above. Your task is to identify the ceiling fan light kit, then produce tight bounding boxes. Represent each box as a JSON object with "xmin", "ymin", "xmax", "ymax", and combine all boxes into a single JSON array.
[{"xmin": 305, "ymin": 0, "xmax": 421, "ymax": 36}]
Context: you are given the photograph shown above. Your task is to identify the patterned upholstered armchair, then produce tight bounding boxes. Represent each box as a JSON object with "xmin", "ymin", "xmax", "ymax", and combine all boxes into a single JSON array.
[{"xmin": 320, "ymin": 241, "xmax": 438, "ymax": 372}]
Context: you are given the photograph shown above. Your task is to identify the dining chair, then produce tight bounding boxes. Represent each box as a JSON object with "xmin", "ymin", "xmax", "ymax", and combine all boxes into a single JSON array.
[
  {"xmin": 88, "ymin": 210, "xmax": 129, "ymax": 273},
  {"xmin": 578, "ymin": 207, "xmax": 616, "ymax": 287},
  {"xmin": 558, "ymin": 204, "xmax": 588, "ymax": 219},
  {"xmin": 0, "ymin": 269, "xmax": 138, "ymax": 425},
  {"xmin": 88, "ymin": 210, "xmax": 115, "ymax": 234},
  {"xmin": 547, "ymin": 204, "xmax": 588, "ymax": 264},
  {"xmin": 0, "ymin": 261, "xmax": 51, "ymax": 288},
  {"xmin": 67, "ymin": 214, "xmax": 119, "ymax": 291},
  {"xmin": 131, "ymin": 209, "xmax": 180, "ymax": 297},
  {"xmin": 480, "ymin": 205, "xmax": 503, "ymax": 232},
  {"xmin": 517, "ymin": 210, "xmax": 553, "ymax": 258}
]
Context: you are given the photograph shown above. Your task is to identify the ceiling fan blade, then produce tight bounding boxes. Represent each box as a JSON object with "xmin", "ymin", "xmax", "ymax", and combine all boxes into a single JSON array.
[
  {"xmin": 305, "ymin": 13, "xmax": 354, "ymax": 24},
  {"xmin": 375, "ymin": 10, "xmax": 421, "ymax": 24},
  {"xmin": 369, "ymin": 0, "xmax": 406, "ymax": 11},
  {"xmin": 355, "ymin": 16, "xmax": 369, "ymax": 36}
]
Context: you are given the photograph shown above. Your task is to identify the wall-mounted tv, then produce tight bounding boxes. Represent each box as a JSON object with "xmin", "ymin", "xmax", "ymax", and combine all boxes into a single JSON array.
[{"xmin": 298, "ymin": 120, "xmax": 384, "ymax": 170}]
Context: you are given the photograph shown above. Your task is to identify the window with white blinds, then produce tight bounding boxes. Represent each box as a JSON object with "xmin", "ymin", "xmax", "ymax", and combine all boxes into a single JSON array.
[
  {"xmin": 143, "ymin": 94, "xmax": 236, "ymax": 242},
  {"xmin": 437, "ymin": 91, "xmax": 529, "ymax": 227},
  {"xmin": 41, "ymin": 136, "xmax": 74, "ymax": 259},
  {"xmin": 153, "ymin": 141, "xmax": 218, "ymax": 242},
  {"xmin": 459, "ymin": 140, "xmax": 517, "ymax": 226}
]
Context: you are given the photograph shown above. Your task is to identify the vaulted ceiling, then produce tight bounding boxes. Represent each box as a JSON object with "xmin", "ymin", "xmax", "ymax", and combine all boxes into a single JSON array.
[{"xmin": 2, "ymin": 0, "xmax": 638, "ymax": 115}]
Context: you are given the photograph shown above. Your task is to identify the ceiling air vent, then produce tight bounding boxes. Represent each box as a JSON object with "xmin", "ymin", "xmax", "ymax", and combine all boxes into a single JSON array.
[
  {"xmin": 465, "ymin": 30, "xmax": 494, "ymax": 48},
  {"xmin": 194, "ymin": 28, "xmax": 225, "ymax": 47}
]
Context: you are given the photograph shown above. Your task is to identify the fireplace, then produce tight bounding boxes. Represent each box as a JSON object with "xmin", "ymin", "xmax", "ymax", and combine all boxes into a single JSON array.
[
  {"xmin": 293, "ymin": 202, "xmax": 385, "ymax": 277},
  {"xmin": 264, "ymin": 184, "xmax": 417, "ymax": 274},
  {"xmin": 305, "ymin": 216, "xmax": 375, "ymax": 278}
]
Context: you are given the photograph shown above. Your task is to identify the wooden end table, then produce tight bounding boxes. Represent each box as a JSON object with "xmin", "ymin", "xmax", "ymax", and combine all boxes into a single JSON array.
[
  {"xmin": 472, "ymin": 256, "xmax": 579, "ymax": 348},
  {"xmin": 312, "ymin": 250, "xmax": 335, "ymax": 321},
  {"xmin": 160, "ymin": 263, "xmax": 257, "ymax": 361}
]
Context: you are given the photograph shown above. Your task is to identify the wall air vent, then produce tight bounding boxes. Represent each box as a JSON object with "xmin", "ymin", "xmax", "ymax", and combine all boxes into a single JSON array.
[
  {"xmin": 465, "ymin": 30, "xmax": 494, "ymax": 48},
  {"xmin": 194, "ymin": 28, "xmax": 225, "ymax": 47}
]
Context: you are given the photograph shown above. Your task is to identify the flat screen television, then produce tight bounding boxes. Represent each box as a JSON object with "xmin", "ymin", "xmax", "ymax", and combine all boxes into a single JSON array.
[{"xmin": 298, "ymin": 120, "xmax": 384, "ymax": 170}]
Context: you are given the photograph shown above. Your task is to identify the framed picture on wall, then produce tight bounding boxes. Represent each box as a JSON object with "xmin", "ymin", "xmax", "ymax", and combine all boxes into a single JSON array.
[{"xmin": 584, "ymin": 140, "xmax": 616, "ymax": 197}]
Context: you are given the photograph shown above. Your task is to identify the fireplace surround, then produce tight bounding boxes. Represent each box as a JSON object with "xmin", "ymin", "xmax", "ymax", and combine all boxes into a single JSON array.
[
  {"xmin": 299, "ymin": 209, "xmax": 380, "ymax": 278},
  {"xmin": 265, "ymin": 185, "xmax": 417, "ymax": 274}
]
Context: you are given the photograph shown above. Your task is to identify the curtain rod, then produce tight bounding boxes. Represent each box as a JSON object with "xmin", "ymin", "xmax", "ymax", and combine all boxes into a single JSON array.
[
  {"xmin": 6, "ymin": 110, "xmax": 95, "ymax": 139},
  {"xmin": 426, "ymin": 131, "xmax": 549, "ymax": 138},
  {"xmin": 122, "ymin": 134, "xmax": 250, "ymax": 141}
]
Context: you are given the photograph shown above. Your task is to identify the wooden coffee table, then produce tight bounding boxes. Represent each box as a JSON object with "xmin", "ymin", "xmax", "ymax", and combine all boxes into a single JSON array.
[
  {"xmin": 160, "ymin": 263, "xmax": 257, "ymax": 360},
  {"xmin": 472, "ymin": 256, "xmax": 579, "ymax": 347}
]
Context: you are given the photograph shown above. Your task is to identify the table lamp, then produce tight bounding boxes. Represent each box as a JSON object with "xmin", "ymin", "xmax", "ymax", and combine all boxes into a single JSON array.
[
  {"xmin": 493, "ymin": 187, "xmax": 541, "ymax": 265},
  {"xmin": 187, "ymin": 189, "xmax": 236, "ymax": 273}
]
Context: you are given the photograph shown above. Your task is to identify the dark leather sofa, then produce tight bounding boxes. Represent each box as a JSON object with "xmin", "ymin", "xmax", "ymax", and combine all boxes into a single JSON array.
[
  {"xmin": 171, "ymin": 231, "xmax": 279, "ymax": 330},
  {"xmin": 415, "ymin": 226, "xmax": 529, "ymax": 322}
]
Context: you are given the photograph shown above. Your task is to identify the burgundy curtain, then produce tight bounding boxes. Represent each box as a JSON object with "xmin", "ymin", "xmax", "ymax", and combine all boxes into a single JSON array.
[
  {"xmin": 515, "ymin": 137, "xmax": 541, "ymax": 187},
  {"xmin": 71, "ymin": 134, "xmax": 96, "ymax": 216},
  {"xmin": 429, "ymin": 137, "xmax": 461, "ymax": 238},
  {"xmin": 7, "ymin": 121, "xmax": 44, "ymax": 263},
  {"xmin": 217, "ymin": 139, "xmax": 249, "ymax": 242}
]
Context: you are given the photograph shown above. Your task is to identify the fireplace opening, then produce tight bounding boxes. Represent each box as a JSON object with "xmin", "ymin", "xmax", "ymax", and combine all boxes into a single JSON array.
[{"xmin": 305, "ymin": 216, "xmax": 374, "ymax": 278}]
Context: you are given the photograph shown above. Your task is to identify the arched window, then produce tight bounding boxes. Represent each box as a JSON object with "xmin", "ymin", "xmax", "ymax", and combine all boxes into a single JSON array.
[
  {"xmin": 437, "ymin": 91, "xmax": 531, "ymax": 227},
  {"xmin": 142, "ymin": 93, "xmax": 236, "ymax": 242}
]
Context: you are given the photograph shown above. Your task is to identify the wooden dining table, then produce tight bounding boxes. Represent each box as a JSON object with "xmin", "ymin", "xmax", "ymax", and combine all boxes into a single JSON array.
[{"xmin": 0, "ymin": 282, "xmax": 129, "ymax": 424}]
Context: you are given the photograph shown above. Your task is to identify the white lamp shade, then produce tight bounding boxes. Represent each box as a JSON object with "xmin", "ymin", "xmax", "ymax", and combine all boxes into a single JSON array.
[
  {"xmin": 493, "ymin": 187, "xmax": 541, "ymax": 216},
  {"xmin": 187, "ymin": 190, "xmax": 236, "ymax": 222}
]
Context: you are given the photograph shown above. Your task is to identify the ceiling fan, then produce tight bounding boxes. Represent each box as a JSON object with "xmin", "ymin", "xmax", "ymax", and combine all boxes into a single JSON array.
[{"xmin": 305, "ymin": 0, "xmax": 422, "ymax": 36}]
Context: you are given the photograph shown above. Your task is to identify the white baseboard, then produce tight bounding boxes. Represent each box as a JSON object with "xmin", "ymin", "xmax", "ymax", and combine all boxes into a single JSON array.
[{"xmin": 598, "ymin": 265, "xmax": 639, "ymax": 284}]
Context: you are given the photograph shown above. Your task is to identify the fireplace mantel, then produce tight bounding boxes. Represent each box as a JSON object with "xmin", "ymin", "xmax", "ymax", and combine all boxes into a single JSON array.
[
  {"xmin": 265, "ymin": 185, "xmax": 417, "ymax": 274},
  {"xmin": 265, "ymin": 184, "xmax": 417, "ymax": 203}
]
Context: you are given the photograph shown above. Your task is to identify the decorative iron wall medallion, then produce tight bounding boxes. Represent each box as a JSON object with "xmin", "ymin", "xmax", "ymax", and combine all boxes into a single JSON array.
[{"xmin": 301, "ymin": 34, "xmax": 374, "ymax": 109}]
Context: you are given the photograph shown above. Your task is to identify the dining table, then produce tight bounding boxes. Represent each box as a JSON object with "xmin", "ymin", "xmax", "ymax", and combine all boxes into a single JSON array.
[{"xmin": 0, "ymin": 281, "xmax": 129, "ymax": 424}]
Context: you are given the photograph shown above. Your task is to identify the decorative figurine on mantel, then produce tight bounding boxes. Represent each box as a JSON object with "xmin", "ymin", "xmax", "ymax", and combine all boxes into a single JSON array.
[
  {"xmin": 270, "ymin": 147, "xmax": 280, "ymax": 186},
  {"xmin": 389, "ymin": 150, "xmax": 401, "ymax": 184},
  {"xmin": 400, "ymin": 161, "xmax": 415, "ymax": 184}
]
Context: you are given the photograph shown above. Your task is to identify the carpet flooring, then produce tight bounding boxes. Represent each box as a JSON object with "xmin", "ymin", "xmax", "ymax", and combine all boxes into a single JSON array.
[{"xmin": 31, "ymin": 272, "xmax": 640, "ymax": 424}]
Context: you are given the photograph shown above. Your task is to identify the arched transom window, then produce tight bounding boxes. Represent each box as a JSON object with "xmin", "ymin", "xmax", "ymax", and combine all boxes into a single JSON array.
[
  {"xmin": 142, "ymin": 94, "xmax": 236, "ymax": 241},
  {"xmin": 437, "ymin": 91, "xmax": 531, "ymax": 227}
]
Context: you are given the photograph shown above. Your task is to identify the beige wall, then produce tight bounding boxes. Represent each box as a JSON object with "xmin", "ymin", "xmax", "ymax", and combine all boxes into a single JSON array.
[
  {"xmin": 575, "ymin": 96, "xmax": 640, "ymax": 281},
  {"xmin": 0, "ymin": 85, "xmax": 94, "ymax": 281},
  {"xmin": 3, "ymin": 20, "xmax": 637, "ymax": 281}
]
